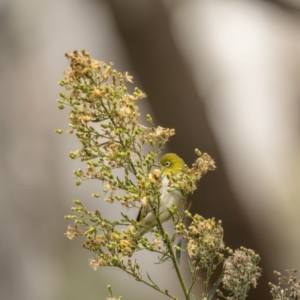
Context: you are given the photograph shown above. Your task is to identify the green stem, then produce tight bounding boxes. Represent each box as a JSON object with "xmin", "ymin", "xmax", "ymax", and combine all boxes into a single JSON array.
[
  {"xmin": 187, "ymin": 261, "xmax": 197, "ymax": 297},
  {"xmin": 122, "ymin": 269, "xmax": 173, "ymax": 299},
  {"xmin": 155, "ymin": 215, "xmax": 189, "ymax": 300},
  {"xmin": 204, "ymin": 259, "xmax": 215, "ymax": 294}
]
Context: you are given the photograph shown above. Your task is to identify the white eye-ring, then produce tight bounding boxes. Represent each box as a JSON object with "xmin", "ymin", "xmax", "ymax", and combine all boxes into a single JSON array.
[{"xmin": 163, "ymin": 161, "xmax": 171, "ymax": 167}]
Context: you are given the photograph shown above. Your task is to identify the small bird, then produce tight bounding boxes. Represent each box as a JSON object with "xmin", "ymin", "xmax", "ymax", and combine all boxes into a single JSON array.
[{"xmin": 136, "ymin": 153, "xmax": 185, "ymax": 236}]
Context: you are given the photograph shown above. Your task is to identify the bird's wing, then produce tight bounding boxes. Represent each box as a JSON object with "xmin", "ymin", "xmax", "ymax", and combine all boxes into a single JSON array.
[{"xmin": 136, "ymin": 203, "xmax": 153, "ymax": 222}]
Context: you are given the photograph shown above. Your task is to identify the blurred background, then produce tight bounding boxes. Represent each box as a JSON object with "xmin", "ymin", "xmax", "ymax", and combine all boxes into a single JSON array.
[{"xmin": 1, "ymin": 0, "xmax": 300, "ymax": 299}]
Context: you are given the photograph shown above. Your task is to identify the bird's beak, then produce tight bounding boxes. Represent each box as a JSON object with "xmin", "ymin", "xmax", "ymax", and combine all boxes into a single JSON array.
[{"xmin": 153, "ymin": 162, "xmax": 162, "ymax": 168}]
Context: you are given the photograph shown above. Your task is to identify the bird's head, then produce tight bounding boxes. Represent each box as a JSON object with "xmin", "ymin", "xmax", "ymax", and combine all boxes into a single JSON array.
[{"xmin": 157, "ymin": 153, "xmax": 185, "ymax": 175}]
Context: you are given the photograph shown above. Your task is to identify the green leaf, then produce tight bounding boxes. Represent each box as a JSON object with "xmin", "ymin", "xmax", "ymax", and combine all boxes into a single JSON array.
[
  {"xmin": 190, "ymin": 291, "xmax": 199, "ymax": 300},
  {"xmin": 207, "ymin": 270, "xmax": 224, "ymax": 300}
]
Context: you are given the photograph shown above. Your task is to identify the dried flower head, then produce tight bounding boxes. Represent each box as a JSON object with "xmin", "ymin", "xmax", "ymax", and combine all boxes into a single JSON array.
[
  {"xmin": 222, "ymin": 247, "xmax": 262, "ymax": 299},
  {"xmin": 269, "ymin": 269, "xmax": 300, "ymax": 300},
  {"xmin": 176, "ymin": 214, "xmax": 224, "ymax": 272}
]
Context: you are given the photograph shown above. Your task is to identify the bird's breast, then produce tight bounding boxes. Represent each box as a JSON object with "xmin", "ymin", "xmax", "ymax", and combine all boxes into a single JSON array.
[{"xmin": 161, "ymin": 176, "xmax": 183, "ymax": 208}]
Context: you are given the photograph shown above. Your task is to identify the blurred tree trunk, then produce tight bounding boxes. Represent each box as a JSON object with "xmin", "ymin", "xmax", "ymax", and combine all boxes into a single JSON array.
[{"xmin": 264, "ymin": 0, "xmax": 300, "ymax": 14}]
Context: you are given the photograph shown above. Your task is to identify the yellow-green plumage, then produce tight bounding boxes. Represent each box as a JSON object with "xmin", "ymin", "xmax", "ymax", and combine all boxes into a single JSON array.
[
  {"xmin": 136, "ymin": 153, "xmax": 185, "ymax": 236},
  {"xmin": 159, "ymin": 153, "xmax": 185, "ymax": 175}
]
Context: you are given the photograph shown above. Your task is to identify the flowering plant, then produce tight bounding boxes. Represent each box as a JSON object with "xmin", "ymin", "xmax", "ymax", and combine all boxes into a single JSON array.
[{"xmin": 57, "ymin": 50, "xmax": 262, "ymax": 300}]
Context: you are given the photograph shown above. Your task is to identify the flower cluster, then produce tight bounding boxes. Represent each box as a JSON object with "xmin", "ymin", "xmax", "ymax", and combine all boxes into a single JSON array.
[
  {"xmin": 269, "ymin": 269, "xmax": 300, "ymax": 300},
  {"xmin": 175, "ymin": 213, "xmax": 225, "ymax": 297},
  {"xmin": 65, "ymin": 200, "xmax": 141, "ymax": 276},
  {"xmin": 220, "ymin": 247, "xmax": 262, "ymax": 299},
  {"xmin": 176, "ymin": 214, "xmax": 224, "ymax": 269},
  {"xmin": 59, "ymin": 50, "xmax": 176, "ymax": 209}
]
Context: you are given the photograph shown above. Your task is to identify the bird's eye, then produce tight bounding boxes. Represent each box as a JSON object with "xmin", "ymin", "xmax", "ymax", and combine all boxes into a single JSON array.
[{"xmin": 163, "ymin": 161, "xmax": 171, "ymax": 167}]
